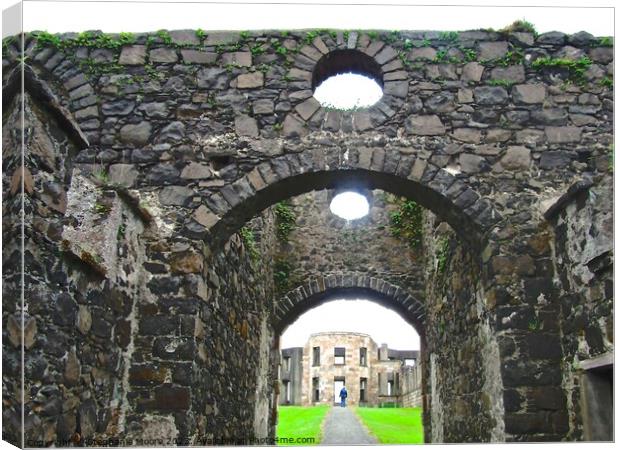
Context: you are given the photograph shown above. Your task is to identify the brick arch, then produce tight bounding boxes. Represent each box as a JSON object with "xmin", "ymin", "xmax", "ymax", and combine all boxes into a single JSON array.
[
  {"xmin": 273, "ymin": 272, "xmax": 425, "ymax": 337},
  {"xmin": 193, "ymin": 147, "xmax": 502, "ymax": 251}
]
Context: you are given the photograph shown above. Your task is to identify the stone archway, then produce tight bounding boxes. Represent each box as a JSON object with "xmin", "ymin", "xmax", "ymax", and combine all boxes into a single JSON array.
[{"xmin": 274, "ymin": 272, "xmax": 426, "ymax": 335}]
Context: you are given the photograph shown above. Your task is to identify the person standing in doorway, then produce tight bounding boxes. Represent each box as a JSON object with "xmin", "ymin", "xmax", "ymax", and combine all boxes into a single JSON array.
[{"xmin": 339, "ymin": 386, "xmax": 348, "ymax": 407}]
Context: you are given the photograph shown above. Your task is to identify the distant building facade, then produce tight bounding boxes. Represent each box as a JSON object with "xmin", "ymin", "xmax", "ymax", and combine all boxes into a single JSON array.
[{"xmin": 279, "ymin": 332, "xmax": 421, "ymax": 407}]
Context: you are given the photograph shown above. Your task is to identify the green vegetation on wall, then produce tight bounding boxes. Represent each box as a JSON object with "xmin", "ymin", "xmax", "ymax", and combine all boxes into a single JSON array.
[
  {"xmin": 275, "ymin": 201, "xmax": 296, "ymax": 241},
  {"xmin": 240, "ymin": 226, "xmax": 260, "ymax": 264},
  {"xmin": 389, "ymin": 199, "xmax": 423, "ymax": 250}
]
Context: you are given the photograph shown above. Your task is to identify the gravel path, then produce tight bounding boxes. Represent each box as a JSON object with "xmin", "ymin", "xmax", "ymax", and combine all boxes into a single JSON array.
[{"xmin": 320, "ymin": 407, "xmax": 378, "ymax": 445}]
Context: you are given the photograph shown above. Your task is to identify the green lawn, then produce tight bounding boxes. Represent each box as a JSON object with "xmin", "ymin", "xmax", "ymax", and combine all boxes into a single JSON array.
[
  {"xmin": 354, "ymin": 407, "xmax": 424, "ymax": 444},
  {"xmin": 276, "ymin": 405, "xmax": 330, "ymax": 446}
]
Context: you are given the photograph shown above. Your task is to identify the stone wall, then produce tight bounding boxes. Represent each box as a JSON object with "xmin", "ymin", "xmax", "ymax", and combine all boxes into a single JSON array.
[
  {"xmin": 2, "ymin": 25, "xmax": 613, "ymax": 445},
  {"xmin": 547, "ymin": 175, "xmax": 613, "ymax": 439},
  {"xmin": 421, "ymin": 216, "xmax": 505, "ymax": 443}
]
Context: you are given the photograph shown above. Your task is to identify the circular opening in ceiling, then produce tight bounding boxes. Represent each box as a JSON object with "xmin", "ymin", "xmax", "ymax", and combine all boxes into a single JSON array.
[
  {"xmin": 312, "ymin": 49, "xmax": 384, "ymax": 110},
  {"xmin": 330, "ymin": 192, "xmax": 370, "ymax": 220}
]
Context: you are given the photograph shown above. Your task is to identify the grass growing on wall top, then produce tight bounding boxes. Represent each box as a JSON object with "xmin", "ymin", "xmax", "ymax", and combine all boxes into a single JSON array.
[
  {"xmin": 354, "ymin": 407, "xmax": 424, "ymax": 444},
  {"xmin": 276, "ymin": 405, "xmax": 330, "ymax": 446}
]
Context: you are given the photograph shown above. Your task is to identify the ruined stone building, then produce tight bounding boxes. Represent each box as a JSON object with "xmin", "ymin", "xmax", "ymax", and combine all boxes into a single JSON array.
[
  {"xmin": 2, "ymin": 24, "xmax": 613, "ymax": 446},
  {"xmin": 279, "ymin": 331, "xmax": 421, "ymax": 407}
]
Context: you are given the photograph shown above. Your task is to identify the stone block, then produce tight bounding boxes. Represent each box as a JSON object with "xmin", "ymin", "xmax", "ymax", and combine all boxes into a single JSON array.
[
  {"xmin": 478, "ymin": 41, "xmax": 509, "ymax": 60},
  {"xmin": 461, "ymin": 62, "xmax": 485, "ymax": 82},
  {"xmin": 169, "ymin": 30, "xmax": 200, "ymax": 45},
  {"xmin": 408, "ymin": 47, "xmax": 437, "ymax": 61},
  {"xmin": 192, "ymin": 205, "xmax": 220, "ymax": 228},
  {"xmin": 452, "ymin": 128, "xmax": 481, "ymax": 144},
  {"xmin": 474, "ymin": 86, "xmax": 508, "ymax": 105},
  {"xmin": 501, "ymin": 146, "xmax": 531, "ymax": 170},
  {"xmin": 181, "ymin": 49, "xmax": 217, "ymax": 64},
  {"xmin": 282, "ymin": 114, "xmax": 306, "ymax": 138},
  {"xmin": 512, "ymin": 84, "xmax": 546, "ymax": 104},
  {"xmin": 119, "ymin": 45, "xmax": 147, "ymax": 65},
  {"xmin": 159, "ymin": 186, "xmax": 194, "ymax": 206},
  {"xmin": 295, "ymin": 97, "xmax": 321, "ymax": 121},
  {"xmin": 236, "ymin": 72, "xmax": 264, "ymax": 89},
  {"xmin": 490, "ymin": 65, "xmax": 525, "ymax": 83},
  {"xmin": 221, "ymin": 52, "xmax": 252, "ymax": 67},
  {"xmin": 119, "ymin": 121, "xmax": 152, "ymax": 146},
  {"xmin": 544, "ymin": 126, "xmax": 582, "ymax": 143},
  {"xmin": 459, "ymin": 153, "xmax": 488, "ymax": 174},
  {"xmin": 235, "ymin": 115, "xmax": 259, "ymax": 137},
  {"xmin": 150, "ymin": 48, "xmax": 178, "ymax": 63},
  {"xmin": 405, "ymin": 115, "xmax": 445, "ymax": 135}
]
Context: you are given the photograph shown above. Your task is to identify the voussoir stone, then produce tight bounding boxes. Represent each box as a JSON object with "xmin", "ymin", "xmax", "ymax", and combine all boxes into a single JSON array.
[
  {"xmin": 501, "ymin": 146, "xmax": 531, "ymax": 170},
  {"xmin": 119, "ymin": 45, "xmax": 147, "ymax": 65},
  {"xmin": 193, "ymin": 205, "xmax": 220, "ymax": 228},
  {"xmin": 512, "ymin": 84, "xmax": 546, "ymax": 104},
  {"xmin": 119, "ymin": 121, "xmax": 152, "ymax": 146},
  {"xmin": 405, "ymin": 115, "xmax": 446, "ymax": 136}
]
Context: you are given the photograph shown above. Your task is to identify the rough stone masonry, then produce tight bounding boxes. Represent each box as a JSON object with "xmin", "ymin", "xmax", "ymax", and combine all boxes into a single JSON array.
[{"xmin": 1, "ymin": 25, "xmax": 613, "ymax": 446}]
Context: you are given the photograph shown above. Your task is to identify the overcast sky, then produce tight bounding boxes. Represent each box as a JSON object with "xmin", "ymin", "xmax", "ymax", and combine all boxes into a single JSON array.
[{"xmin": 11, "ymin": 0, "xmax": 615, "ymax": 35}]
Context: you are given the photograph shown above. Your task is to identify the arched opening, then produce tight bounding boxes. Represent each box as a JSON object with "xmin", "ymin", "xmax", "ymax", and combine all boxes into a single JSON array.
[{"xmin": 276, "ymin": 291, "xmax": 425, "ymax": 445}]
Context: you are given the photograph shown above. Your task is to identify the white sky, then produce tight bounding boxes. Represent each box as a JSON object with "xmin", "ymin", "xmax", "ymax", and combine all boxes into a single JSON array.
[
  {"xmin": 280, "ymin": 299, "xmax": 421, "ymax": 350},
  {"xmin": 329, "ymin": 191, "xmax": 370, "ymax": 220},
  {"xmin": 9, "ymin": 0, "xmax": 616, "ymax": 35}
]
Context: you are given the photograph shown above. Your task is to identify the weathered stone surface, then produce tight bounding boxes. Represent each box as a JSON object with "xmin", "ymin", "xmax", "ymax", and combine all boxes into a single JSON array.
[
  {"xmin": 159, "ymin": 186, "xmax": 194, "ymax": 206},
  {"xmin": 181, "ymin": 162, "xmax": 212, "ymax": 179},
  {"xmin": 221, "ymin": 52, "xmax": 252, "ymax": 67},
  {"xmin": 197, "ymin": 68, "xmax": 230, "ymax": 89},
  {"xmin": 501, "ymin": 146, "xmax": 531, "ymax": 170},
  {"xmin": 181, "ymin": 49, "xmax": 217, "ymax": 64},
  {"xmin": 150, "ymin": 48, "xmax": 178, "ymax": 63},
  {"xmin": 512, "ymin": 84, "xmax": 546, "ymax": 104},
  {"xmin": 545, "ymin": 126, "xmax": 582, "ymax": 143},
  {"xmin": 192, "ymin": 205, "xmax": 219, "ymax": 228},
  {"xmin": 119, "ymin": 121, "xmax": 152, "ymax": 146},
  {"xmin": 235, "ymin": 115, "xmax": 259, "ymax": 137},
  {"xmin": 282, "ymin": 114, "xmax": 307, "ymax": 138},
  {"xmin": 540, "ymin": 151, "xmax": 572, "ymax": 169},
  {"xmin": 294, "ymin": 97, "xmax": 321, "ymax": 121},
  {"xmin": 64, "ymin": 350, "xmax": 80, "ymax": 386},
  {"xmin": 461, "ymin": 62, "xmax": 485, "ymax": 82},
  {"xmin": 139, "ymin": 102, "xmax": 169, "ymax": 119},
  {"xmin": 253, "ymin": 99, "xmax": 275, "ymax": 115},
  {"xmin": 452, "ymin": 128, "xmax": 482, "ymax": 144},
  {"xmin": 76, "ymin": 305, "xmax": 92, "ymax": 335},
  {"xmin": 490, "ymin": 65, "xmax": 525, "ymax": 83},
  {"xmin": 459, "ymin": 153, "xmax": 488, "ymax": 173},
  {"xmin": 405, "ymin": 115, "xmax": 445, "ymax": 135},
  {"xmin": 408, "ymin": 47, "xmax": 437, "ymax": 60},
  {"xmin": 119, "ymin": 45, "xmax": 147, "ymax": 65},
  {"xmin": 478, "ymin": 41, "xmax": 508, "ymax": 60},
  {"xmin": 474, "ymin": 86, "xmax": 508, "ymax": 105},
  {"xmin": 236, "ymin": 72, "xmax": 264, "ymax": 89}
]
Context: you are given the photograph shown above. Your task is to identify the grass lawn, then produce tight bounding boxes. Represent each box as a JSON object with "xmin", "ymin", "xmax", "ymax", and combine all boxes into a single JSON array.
[
  {"xmin": 276, "ymin": 405, "xmax": 330, "ymax": 446},
  {"xmin": 354, "ymin": 407, "xmax": 424, "ymax": 444}
]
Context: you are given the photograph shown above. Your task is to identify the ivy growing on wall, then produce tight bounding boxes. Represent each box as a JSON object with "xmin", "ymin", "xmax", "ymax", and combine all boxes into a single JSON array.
[
  {"xmin": 240, "ymin": 226, "xmax": 260, "ymax": 264},
  {"xmin": 273, "ymin": 258, "xmax": 293, "ymax": 292},
  {"xmin": 275, "ymin": 201, "xmax": 296, "ymax": 241},
  {"xmin": 389, "ymin": 199, "xmax": 423, "ymax": 250},
  {"xmin": 436, "ymin": 237, "xmax": 451, "ymax": 274}
]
